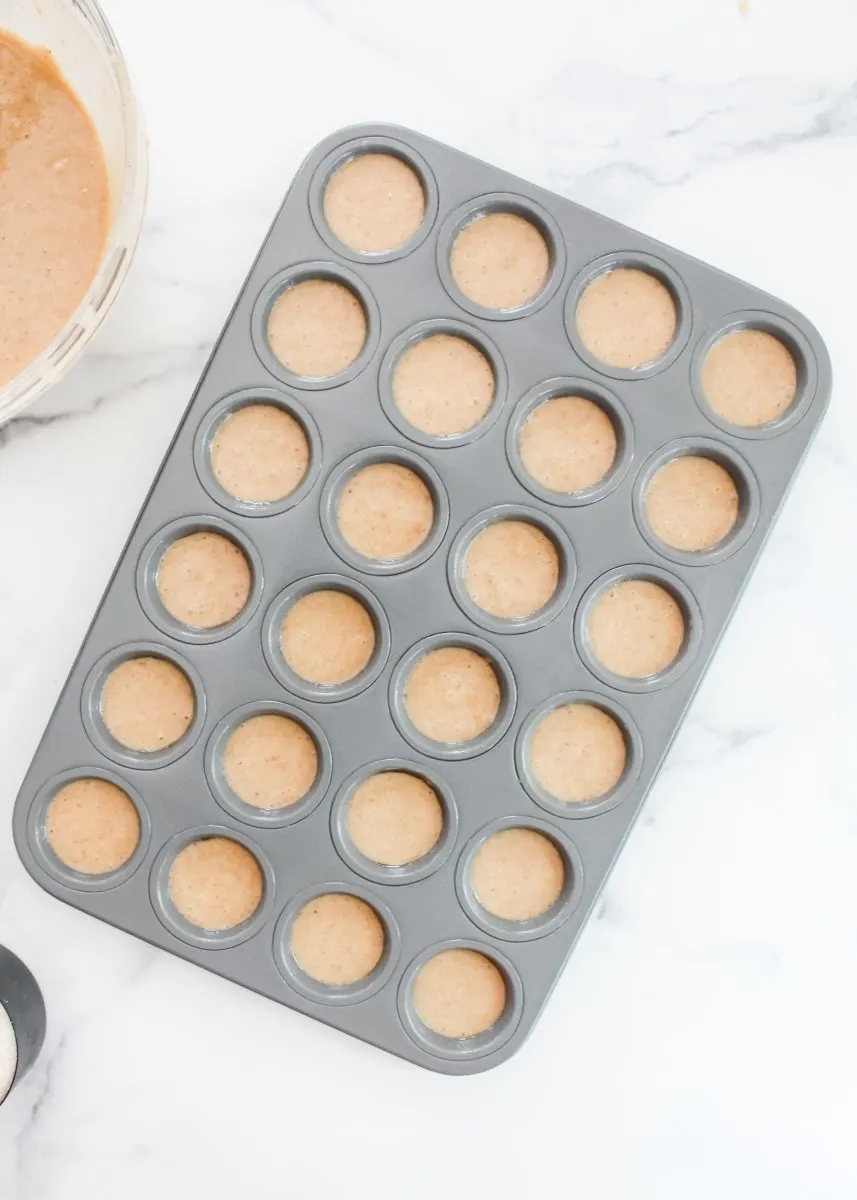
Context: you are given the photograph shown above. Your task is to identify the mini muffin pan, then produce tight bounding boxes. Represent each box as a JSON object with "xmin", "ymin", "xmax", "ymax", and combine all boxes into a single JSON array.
[{"xmin": 13, "ymin": 125, "xmax": 831, "ymax": 1074}]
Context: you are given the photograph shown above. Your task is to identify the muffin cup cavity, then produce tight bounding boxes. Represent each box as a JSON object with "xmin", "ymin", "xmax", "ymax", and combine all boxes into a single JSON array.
[
  {"xmin": 574, "ymin": 566, "xmax": 703, "ymax": 693},
  {"xmin": 397, "ymin": 939, "xmax": 524, "ymax": 1061},
  {"xmin": 205, "ymin": 701, "xmax": 333, "ymax": 829},
  {"xmin": 447, "ymin": 505, "xmax": 576, "ymax": 635},
  {"xmin": 389, "ymin": 633, "xmax": 517, "ymax": 761},
  {"xmin": 516, "ymin": 690, "xmax": 644, "ymax": 819},
  {"xmin": 633, "ymin": 437, "xmax": 760, "ymax": 566},
  {"xmin": 27, "ymin": 766, "xmax": 152, "ymax": 893},
  {"xmin": 261, "ymin": 574, "xmax": 391, "ymax": 703},
  {"xmin": 251, "ymin": 262, "xmax": 380, "ymax": 390},
  {"xmin": 310, "ymin": 135, "xmax": 439, "ymax": 264},
  {"xmin": 691, "ymin": 310, "xmax": 819, "ymax": 439},
  {"xmin": 330, "ymin": 758, "xmax": 458, "ymax": 886},
  {"xmin": 149, "ymin": 826, "xmax": 276, "ymax": 951},
  {"xmin": 320, "ymin": 446, "xmax": 450, "ymax": 576},
  {"xmin": 136, "ymin": 516, "xmax": 263, "ymax": 645},
  {"xmin": 81, "ymin": 641, "xmax": 206, "ymax": 770},
  {"xmin": 437, "ymin": 193, "xmax": 566, "ymax": 321},
  {"xmin": 193, "ymin": 388, "xmax": 322, "ymax": 518},
  {"xmin": 565, "ymin": 251, "xmax": 692, "ymax": 380},
  {"xmin": 273, "ymin": 883, "xmax": 400, "ymax": 1005}
]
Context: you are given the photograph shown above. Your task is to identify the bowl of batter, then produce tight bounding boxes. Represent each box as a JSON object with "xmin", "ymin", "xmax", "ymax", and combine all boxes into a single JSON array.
[{"xmin": 0, "ymin": 0, "xmax": 146, "ymax": 422}]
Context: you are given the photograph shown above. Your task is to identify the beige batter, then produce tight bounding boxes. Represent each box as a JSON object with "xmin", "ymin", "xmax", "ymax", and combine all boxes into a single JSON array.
[
  {"xmin": 45, "ymin": 778, "xmax": 139, "ymax": 875},
  {"xmin": 323, "ymin": 152, "xmax": 425, "ymax": 253},
  {"xmin": 530, "ymin": 702, "xmax": 626, "ymax": 804},
  {"xmin": 450, "ymin": 212, "xmax": 549, "ymax": 310},
  {"xmin": 267, "ymin": 279, "xmax": 366, "ymax": 378},
  {"xmin": 223, "ymin": 714, "xmax": 318, "ymax": 810},
  {"xmin": 290, "ymin": 893, "xmax": 385, "ymax": 986},
  {"xmin": 100, "ymin": 656, "xmax": 194, "ymax": 753},
  {"xmin": 519, "ymin": 395, "xmax": 617, "ymax": 494},
  {"xmin": 211, "ymin": 404, "xmax": 309, "ymax": 504},
  {"xmin": 336, "ymin": 462, "xmax": 434, "ymax": 561},
  {"xmin": 346, "ymin": 771, "xmax": 443, "ymax": 866},
  {"xmin": 700, "ymin": 328, "xmax": 797, "ymax": 427},
  {"xmin": 576, "ymin": 268, "xmax": 676, "ymax": 369},
  {"xmin": 587, "ymin": 579, "xmax": 685, "ymax": 678},
  {"xmin": 405, "ymin": 646, "xmax": 500, "ymax": 745},
  {"xmin": 156, "ymin": 531, "xmax": 251, "ymax": 630},
  {"xmin": 280, "ymin": 589, "xmax": 375, "ymax": 685},
  {"xmin": 463, "ymin": 520, "xmax": 559, "ymax": 620},
  {"xmin": 470, "ymin": 828, "xmax": 565, "ymax": 922},
  {"xmin": 413, "ymin": 948, "xmax": 506, "ymax": 1039},
  {"xmin": 168, "ymin": 837, "xmax": 263, "ymax": 932},
  {"xmin": 0, "ymin": 33, "xmax": 109, "ymax": 389},
  {"xmin": 645, "ymin": 455, "xmax": 739, "ymax": 552},
  {"xmin": 392, "ymin": 333, "xmax": 495, "ymax": 438}
]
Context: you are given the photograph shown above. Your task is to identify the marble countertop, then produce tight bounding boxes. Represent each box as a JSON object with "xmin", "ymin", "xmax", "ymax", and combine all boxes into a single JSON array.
[{"xmin": 2, "ymin": 0, "xmax": 857, "ymax": 1195}]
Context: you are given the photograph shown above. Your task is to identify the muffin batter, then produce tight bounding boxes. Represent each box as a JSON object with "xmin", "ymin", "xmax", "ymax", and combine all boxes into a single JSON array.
[
  {"xmin": 290, "ymin": 893, "xmax": 384, "ymax": 986},
  {"xmin": 267, "ymin": 279, "xmax": 366, "ymax": 378},
  {"xmin": 168, "ymin": 837, "xmax": 263, "ymax": 932},
  {"xmin": 645, "ymin": 455, "xmax": 739, "ymax": 552},
  {"xmin": 324, "ymin": 152, "xmax": 425, "ymax": 253},
  {"xmin": 463, "ymin": 520, "xmax": 559, "ymax": 620},
  {"xmin": 413, "ymin": 948, "xmax": 506, "ymax": 1039},
  {"xmin": 405, "ymin": 646, "xmax": 500, "ymax": 744},
  {"xmin": 530, "ymin": 702, "xmax": 626, "ymax": 804},
  {"xmin": 336, "ymin": 462, "xmax": 434, "ymax": 561},
  {"xmin": 347, "ymin": 771, "xmax": 443, "ymax": 866},
  {"xmin": 587, "ymin": 579, "xmax": 685, "ymax": 678},
  {"xmin": 280, "ymin": 589, "xmax": 375, "ymax": 685},
  {"xmin": 100, "ymin": 656, "xmax": 194, "ymax": 753},
  {"xmin": 0, "ymin": 33, "xmax": 109, "ymax": 389},
  {"xmin": 576, "ymin": 268, "xmax": 676, "ymax": 369},
  {"xmin": 46, "ymin": 778, "xmax": 140, "ymax": 875},
  {"xmin": 470, "ymin": 828, "xmax": 565, "ymax": 922},
  {"xmin": 211, "ymin": 404, "xmax": 309, "ymax": 504},
  {"xmin": 450, "ymin": 212, "xmax": 549, "ymax": 310},
  {"xmin": 156, "ymin": 531, "xmax": 251, "ymax": 629},
  {"xmin": 700, "ymin": 328, "xmax": 797, "ymax": 427},
  {"xmin": 392, "ymin": 333, "xmax": 495, "ymax": 437},
  {"xmin": 519, "ymin": 395, "xmax": 617, "ymax": 494},
  {"xmin": 223, "ymin": 714, "xmax": 318, "ymax": 810}
]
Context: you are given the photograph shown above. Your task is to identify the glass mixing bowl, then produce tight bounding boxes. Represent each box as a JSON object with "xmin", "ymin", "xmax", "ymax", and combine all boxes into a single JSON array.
[{"xmin": 0, "ymin": 0, "xmax": 147, "ymax": 422}]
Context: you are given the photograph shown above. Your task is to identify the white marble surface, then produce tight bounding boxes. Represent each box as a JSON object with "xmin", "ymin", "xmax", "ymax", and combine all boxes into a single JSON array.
[{"xmin": 2, "ymin": 0, "xmax": 857, "ymax": 1195}]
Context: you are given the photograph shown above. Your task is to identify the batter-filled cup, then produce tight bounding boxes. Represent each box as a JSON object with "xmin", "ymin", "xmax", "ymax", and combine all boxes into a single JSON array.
[
  {"xmin": 404, "ymin": 646, "xmax": 501, "ymax": 745},
  {"xmin": 290, "ymin": 893, "xmax": 385, "ymax": 986},
  {"xmin": 587, "ymin": 579, "xmax": 685, "ymax": 678},
  {"xmin": 336, "ymin": 462, "xmax": 434, "ymax": 561},
  {"xmin": 469, "ymin": 828, "xmax": 565, "ymax": 922},
  {"xmin": 575, "ymin": 267, "xmax": 676, "ymax": 369},
  {"xmin": 529, "ymin": 703, "xmax": 627, "ymax": 804},
  {"xmin": 346, "ymin": 771, "xmax": 443, "ymax": 867},
  {"xmin": 45, "ymin": 778, "xmax": 140, "ymax": 875},
  {"xmin": 267, "ymin": 278, "xmax": 366, "ymax": 378},
  {"xmin": 210, "ymin": 405, "xmax": 309, "ymax": 504},
  {"xmin": 644, "ymin": 455, "xmax": 739, "ymax": 552},
  {"xmin": 450, "ymin": 211, "xmax": 549, "ymax": 310},
  {"xmin": 222, "ymin": 714, "xmax": 318, "ymax": 810},
  {"xmin": 100, "ymin": 656, "xmax": 194, "ymax": 753},
  {"xmin": 392, "ymin": 333, "xmax": 496, "ymax": 437},
  {"xmin": 156, "ymin": 531, "xmax": 251, "ymax": 630},
  {"xmin": 700, "ymin": 328, "xmax": 797, "ymax": 427},
  {"xmin": 519, "ymin": 395, "xmax": 617, "ymax": 494},
  {"xmin": 280, "ymin": 589, "xmax": 376, "ymax": 685},
  {"xmin": 323, "ymin": 152, "xmax": 425, "ymax": 253},
  {"xmin": 168, "ymin": 837, "xmax": 263, "ymax": 932},
  {"xmin": 413, "ymin": 948, "xmax": 506, "ymax": 1039},
  {"xmin": 463, "ymin": 519, "xmax": 559, "ymax": 620}
]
